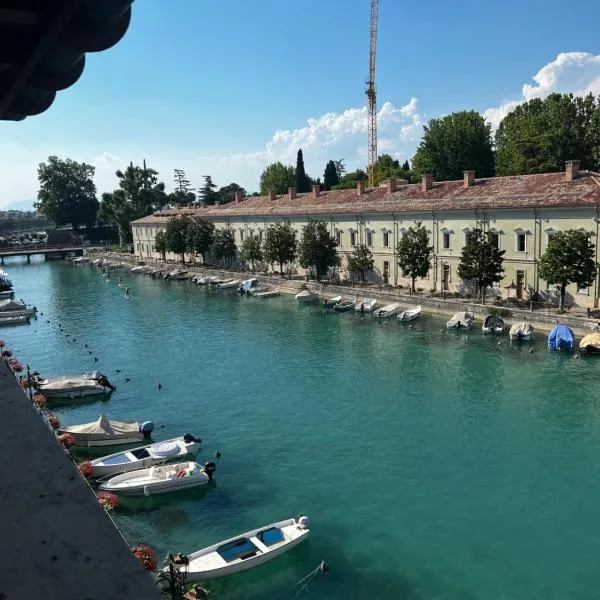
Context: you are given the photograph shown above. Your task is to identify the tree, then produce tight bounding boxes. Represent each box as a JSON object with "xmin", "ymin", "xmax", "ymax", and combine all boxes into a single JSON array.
[
  {"xmin": 185, "ymin": 217, "xmax": 214, "ymax": 264},
  {"xmin": 239, "ymin": 235, "xmax": 263, "ymax": 271},
  {"xmin": 323, "ymin": 160, "xmax": 340, "ymax": 191},
  {"xmin": 396, "ymin": 225, "xmax": 434, "ymax": 292},
  {"xmin": 457, "ymin": 229, "xmax": 505, "ymax": 303},
  {"xmin": 36, "ymin": 156, "xmax": 98, "ymax": 229},
  {"xmin": 347, "ymin": 244, "xmax": 374, "ymax": 281},
  {"xmin": 334, "ymin": 159, "xmax": 346, "ymax": 179},
  {"xmin": 262, "ymin": 222, "xmax": 297, "ymax": 276},
  {"xmin": 298, "ymin": 220, "xmax": 339, "ymax": 280},
  {"xmin": 295, "ymin": 149, "xmax": 311, "ymax": 193},
  {"xmin": 154, "ymin": 229, "xmax": 167, "ymax": 261},
  {"xmin": 198, "ymin": 175, "xmax": 219, "ymax": 205},
  {"xmin": 259, "ymin": 162, "xmax": 296, "ymax": 195},
  {"xmin": 411, "ymin": 111, "xmax": 495, "ymax": 180},
  {"xmin": 165, "ymin": 215, "xmax": 192, "ymax": 263},
  {"xmin": 538, "ymin": 229, "xmax": 596, "ymax": 311},
  {"xmin": 212, "ymin": 228, "xmax": 237, "ymax": 267},
  {"xmin": 332, "ymin": 168, "xmax": 367, "ymax": 190},
  {"xmin": 97, "ymin": 191, "xmax": 133, "ymax": 246},
  {"xmin": 495, "ymin": 93, "xmax": 600, "ymax": 175},
  {"xmin": 217, "ymin": 183, "xmax": 247, "ymax": 205},
  {"xmin": 170, "ymin": 170, "xmax": 195, "ymax": 205}
]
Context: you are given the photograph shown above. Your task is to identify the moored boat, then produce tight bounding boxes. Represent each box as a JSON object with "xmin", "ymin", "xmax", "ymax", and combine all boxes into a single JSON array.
[
  {"xmin": 446, "ymin": 311, "xmax": 474, "ymax": 330},
  {"xmin": 295, "ymin": 290, "xmax": 319, "ymax": 303},
  {"xmin": 509, "ymin": 321, "xmax": 534, "ymax": 341},
  {"xmin": 35, "ymin": 371, "xmax": 116, "ymax": 398},
  {"xmin": 373, "ymin": 302, "xmax": 400, "ymax": 318},
  {"xmin": 482, "ymin": 314, "xmax": 504, "ymax": 333},
  {"xmin": 548, "ymin": 324, "xmax": 575, "ymax": 351},
  {"xmin": 580, "ymin": 332, "xmax": 600, "ymax": 353},
  {"xmin": 333, "ymin": 297, "xmax": 357, "ymax": 312},
  {"xmin": 355, "ymin": 298, "xmax": 377, "ymax": 313},
  {"xmin": 168, "ymin": 515, "xmax": 310, "ymax": 582},
  {"xmin": 90, "ymin": 434, "xmax": 202, "ymax": 478},
  {"xmin": 322, "ymin": 295, "xmax": 342, "ymax": 309},
  {"xmin": 397, "ymin": 305, "xmax": 421, "ymax": 322},
  {"xmin": 253, "ymin": 288, "xmax": 280, "ymax": 299},
  {"xmin": 238, "ymin": 278, "xmax": 261, "ymax": 294},
  {"xmin": 217, "ymin": 279, "xmax": 241, "ymax": 290},
  {"xmin": 0, "ymin": 314, "xmax": 29, "ymax": 325},
  {"xmin": 99, "ymin": 460, "xmax": 216, "ymax": 496},
  {"xmin": 0, "ymin": 299, "xmax": 36, "ymax": 317},
  {"xmin": 58, "ymin": 415, "xmax": 154, "ymax": 448},
  {"xmin": 166, "ymin": 268, "xmax": 189, "ymax": 280}
]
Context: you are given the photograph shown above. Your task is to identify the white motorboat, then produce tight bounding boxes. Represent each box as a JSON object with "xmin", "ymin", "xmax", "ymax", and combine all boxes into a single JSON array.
[
  {"xmin": 322, "ymin": 295, "xmax": 342, "ymax": 309},
  {"xmin": 446, "ymin": 311, "xmax": 475, "ymax": 329},
  {"xmin": 253, "ymin": 288, "xmax": 280, "ymax": 299},
  {"xmin": 238, "ymin": 278, "xmax": 261, "ymax": 293},
  {"xmin": 169, "ymin": 516, "xmax": 310, "ymax": 582},
  {"xmin": 482, "ymin": 314, "xmax": 504, "ymax": 334},
  {"xmin": 0, "ymin": 314, "xmax": 29, "ymax": 325},
  {"xmin": 58, "ymin": 415, "xmax": 154, "ymax": 448},
  {"xmin": 295, "ymin": 290, "xmax": 319, "ymax": 303},
  {"xmin": 166, "ymin": 268, "xmax": 188, "ymax": 280},
  {"xmin": 333, "ymin": 297, "xmax": 357, "ymax": 313},
  {"xmin": 73, "ymin": 256, "xmax": 89, "ymax": 263},
  {"xmin": 36, "ymin": 371, "xmax": 116, "ymax": 398},
  {"xmin": 207, "ymin": 277, "xmax": 225, "ymax": 286},
  {"xmin": 0, "ymin": 290, "xmax": 14, "ymax": 298},
  {"xmin": 355, "ymin": 298, "xmax": 378, "ymax": 313},
  {"xmin": 217, "ymin": 279, "xmax": 241, "ymax": 290},
  {"xmin": 98, "ymin": 460, "xmax": 216, "ymax": 496},
  {"xmin": 90, "ymin": 434, "xmax": 202, "ymax": 478},
  {"xmin": 373, "ymin": 302, "xmax": 400, "ymax": 318},
  {"xmin": 509, "ymin": 321, "xmax": 534, "ymax": 341},
  {"xmin": 397, "ymin": 305, "xmax": 422, "ymax": 322},
  {"xmin": 0, "ymin": 299, "xmax": 36, "ymax": 317},
  {"xmin": 131, "ymin": 265, "xmax": 146, "ymax": 273}
]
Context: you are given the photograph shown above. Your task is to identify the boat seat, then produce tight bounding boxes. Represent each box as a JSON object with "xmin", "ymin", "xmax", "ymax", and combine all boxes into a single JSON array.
[{"xmin": 257, "ymin": 527, "xmax": 284, "ymax": 547}]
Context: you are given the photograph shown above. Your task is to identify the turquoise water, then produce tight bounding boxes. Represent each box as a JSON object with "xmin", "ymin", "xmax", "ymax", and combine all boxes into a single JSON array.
[{"xmin": 5, "ymin": 258, "xmax": 600, "ymax": 600}]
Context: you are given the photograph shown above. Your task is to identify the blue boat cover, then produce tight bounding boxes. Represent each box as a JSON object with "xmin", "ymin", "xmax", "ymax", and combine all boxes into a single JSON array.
[{"xmin": 547, "ymin": 324, "xmax": 575, "ymax": 351}]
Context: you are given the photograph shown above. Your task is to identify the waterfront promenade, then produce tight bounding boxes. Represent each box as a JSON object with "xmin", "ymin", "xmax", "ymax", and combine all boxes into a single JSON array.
[{"xmin": 0, "ymin": 359, "xmax": 159, "ymax": 600}]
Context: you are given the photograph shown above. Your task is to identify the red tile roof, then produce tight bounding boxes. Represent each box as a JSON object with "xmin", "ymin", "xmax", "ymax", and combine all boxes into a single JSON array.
[{"xmin": 132, "ymin": 171, "xmax": 600, "ymax": 225}]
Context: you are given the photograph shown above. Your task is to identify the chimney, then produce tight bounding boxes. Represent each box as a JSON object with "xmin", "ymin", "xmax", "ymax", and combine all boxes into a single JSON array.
[
  {"xmin": 268, "ymin": 190, "xmax": 276, "ymax": 201},
  {"xmin": 463, "ymin": 170, "xmax": 475, "ymax": 188},
  {"xmin": 357, "ymin": 181, "xmax": 365, "ymax": 196},
  {"xmin": 288, "ymin": 187, "xmax": 297, "ymax": 200},
  {"xmin": 386, "ymin": 177, "xmax": 397, "ymax": 194},
  {"xmin": 565, "ymin": 160, "xmax": 580, "ymax": 181},
  {"xmin": 312, "ymin": 184, "xmax": 320, "ymax": 199},
  {"xmin": 421, "ymin": 173, "xmax": 433, "ymax": 192},
  {"xmin": 234, "ymin": 191, "xmax": 243, "ymax": 203}
]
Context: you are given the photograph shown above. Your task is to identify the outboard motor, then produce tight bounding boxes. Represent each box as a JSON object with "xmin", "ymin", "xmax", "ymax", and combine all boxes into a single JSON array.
[
  {"xmin": 183, "ymin": 433, "xmax": 201, "ymax": 444},
  {"xmin": 203, "ymin": 461, "xmax": 217, "ymax": 481},
  {"xmin": 296, "ymin": 515, "xmax": 310, "ymax": 529},
  {"xmin": 139, "ymin": 421, "xmax": 154, "ymax": 438}
]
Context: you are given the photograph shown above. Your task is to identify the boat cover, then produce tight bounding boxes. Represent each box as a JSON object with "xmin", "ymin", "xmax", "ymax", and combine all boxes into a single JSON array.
[
  {"xmin": 484, "ymin": 315, "xmax": 504, "ymax": 329},
  {"xmin": 510, "ymin": 322, "xmax": 533, "ymax": 336},
  {"xmin": 0, "ymin": 299, "xmax": 26, "ymax": 311},
  {"xmin": 40, "ymin": 378, "xmax": 102, "ymax": 390},
  {"xmin": 448, "ymin": 311, "xmax": 473, "ymax": 325},
  {"xmin": 151, "ymin": 441, "xmax": 180, "ymax": 457},
  {"xmin": 580, "ymin": 332, "xmax": 600, "ymax": 351},
  {"xmin": 548, "ymin": 324, "xmax": 575, "ymax": 351},
  {"xmin": 63, "ymin": 415, "xmax": 140, "ymax": 437}
]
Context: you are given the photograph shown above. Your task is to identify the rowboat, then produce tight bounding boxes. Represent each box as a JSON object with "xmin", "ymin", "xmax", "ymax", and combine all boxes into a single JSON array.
[
  {"xmin": 580, "ymin": 332, "xmax": 600, "ymax": 353},
  {"xmin": 167, "ymin": 516, "xmax": 310, "ymax": 582},
  {"xmin": 35, "ymin": 371, "xmax": 116, "ymax": 398},
  {"xmin": 253, "ymin": 288, "xmax": 280, "ymax": 299},
  {"xmin": 322, "ymin": 295, "xmax": 342, "ymax": 309},
  {"xmin": 373, "ymin": 302, "xmax": 400, "ymax": 318},
  {"xmin": 397, "ymin": 305, "xmax": 421, "ymax": 322},
  {"xmin": 98, "ymin": 461, "xmax": 216, "ymax": 496},
  {"xmin": 446, "ymin": 311, "xmax": 474, "ymax": 329},
  {"xmin": 509, "ymin": 321, "xmax": 534, "ymax": 341},
  {"xmin": 58, "ymin": 415, "xmax": 154, "ymax": 448},
  {"xmin": 548, "ymin": 324, "xmax": 575, "ymax": 351},
  {"xmin": 333, "ymin": 297, "xmax": 357, "ymax": 312},
  {"xmin": 355, "ymin": 298, "xmax": 377, "ymax": 313},
  {"xmin": 217, "ymin": 279, "xmax": 241, "ymax": 290},
  {"xmin": 90, "ymin": 434, "xmax": 201, "ymax": 478},
  {"xmin": 482, "ymin": 314, "xmax": 504, "ymax": 333},
  {"xmin": 295, "ymin": 290, "xmax": 319, "ymax": 303}
]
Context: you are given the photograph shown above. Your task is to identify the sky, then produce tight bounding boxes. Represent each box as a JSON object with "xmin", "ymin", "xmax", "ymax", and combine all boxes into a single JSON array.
[{"xmin": 2, "ymin": 0, "xmax": 600, "ymax": 208}]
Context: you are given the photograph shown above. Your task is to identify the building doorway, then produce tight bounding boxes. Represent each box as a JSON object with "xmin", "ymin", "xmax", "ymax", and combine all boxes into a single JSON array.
[
  {"xmin": 516, "ymin": 270, "xmax": 525, "ymax": 299},
  {"xmin": 442, "ymin": 264, "xmax": 450, "ymax": 291},
  {"xmin": 383, "ymin": 261, "xmax": 389, "ymax": 285}
]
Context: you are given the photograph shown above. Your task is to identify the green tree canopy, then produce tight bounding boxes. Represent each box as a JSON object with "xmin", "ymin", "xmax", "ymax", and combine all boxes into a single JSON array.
[
  {"xmin": 295, "ymin": 149, "xmax": 311, "ymax": 193},
  {"xmin": 217, "ymin": 183, "xmax": 247, "ymax": 205},
  {"xmin": 185, "ymin": 217, "xmax": 215, "ymax": 264},
  {"xmin": 331, "ymin": 168, "xmax": 367, "ymax": 190},
  {"xmin": 346, "ymin": 244, "xmax": 374, "ymax": 281},
  {"xmin": 259, "ymin": 162, "xmax": 296, "ymax": 195},
  {"xmin": 262, "ymin": 222, "xmax": 297, "ymax": 276},
  {"xmin": 457, "ymin": 229, "xmax": 505, "ymax": 303},
  {"xmin": 154, "ymin": 229, "xmax": 167, "ymax": 260},
  {"xmin": 97, "ymin": 191, "xmax": 133, "ymax": 246},
  {"xmin": 298, "ymin": 220, "xmax": 339, "ymax": 280},
  {"xmin": 411, "ymin": 110, "xmax": 495, "ymax": 180},
  {"xmin": 36, "ymin": 156, "xmax": 98, "ymax": 229},
  {"xmin": 212, "ymin": 228, "xmax": 237, "ymax": 267},
  {"xmin": 165, "ymin": 215, "xmax": 192, "ymax": 263},
  {"xmin": 239, "ymin": 234, "xmax": 263, "ymax": 271},
  {"xmin": 495, "ymin": 93, "xmax": 600, "ymax": 175},
  {"xmin": 538, "ymin": 229, "xmax": 596, "ymax": 310},
  {"xmin": 396, "ymin": 224, "xmax": 433, "ymax": 292},
  {"xmin": 323, "ymin": 160, "xmax": 340, "ymax": 191},
  {"xmin": 198, "ymin": 175, "xmax": 219, "ymax": 205}
]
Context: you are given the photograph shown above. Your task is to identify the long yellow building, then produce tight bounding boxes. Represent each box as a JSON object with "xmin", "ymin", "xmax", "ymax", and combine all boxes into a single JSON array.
[{"xmin": 131, "ymin": 160, "xmax": 600, "ymax": 307}]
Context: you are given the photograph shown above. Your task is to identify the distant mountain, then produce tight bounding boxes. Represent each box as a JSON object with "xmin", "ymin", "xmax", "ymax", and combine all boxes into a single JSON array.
[{"xmin": 3, "ymin": 199, "xmax": 35, "ymax": 212}]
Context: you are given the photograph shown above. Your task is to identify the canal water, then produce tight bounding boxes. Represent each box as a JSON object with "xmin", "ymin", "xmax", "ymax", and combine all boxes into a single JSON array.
[{"xmin": 5, "ymin": 258, "xmax": 600, "ymax": 600}]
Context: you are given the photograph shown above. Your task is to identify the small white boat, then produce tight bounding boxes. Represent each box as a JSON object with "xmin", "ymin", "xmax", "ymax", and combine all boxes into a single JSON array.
[
  {"xmin": 238, "ymin": 278, "xmax": 261, "ymax": 293},
  {"xmin": 73, "ymin": 256, "xmax": 89, "ymax": 263},
  {"xmin": 0, "ymin": 299, "xmax": 35, "ymax": 317},
  {"xmin": 0, "ymin": 314, "xmax": 29, "ymax": 325},
  {"xmin": 58, "ymin": 415, "xmax": 154, "ymax": 448},
  {"xmin": 446, "ymin": 311, "xmax": 475, "ymax": 330},
  {"xmin": 169, "ymin": 516, "xmax": 310, "ymax": 582},
  {"xmin": 0, "ymin": 290, "xmax": 14, "ymax": 298},
  {"xmin": 99, "ymin": 460, "xmax": 216, "ymax": 496},
  {"xmin": 253, "ymin": 288, "xmax": 280, "ymax": 299},
  {"xmin": 295, "ymin": 290, "xmax": 319, "ymax": 303},
  {"xmin": 90, "ymin": 434, "xmax": 202, "ymax": 478},
  {"xmin": 36, "ymin": 371, "xmax": 116, "ymax": 398},
  {"xmin": 482, "ymin": 315, "xmax": 504, "ymax": 334},
  {"xmin": 323, "ymin": 295, "xmax": 342, "ymax": 309},
  {"xmin": 509, "ymin": 321, "xmax": 534, "ymax": 341},
  {"xmin": 355, "ymin": 298, "xmax": 378, "ymax": 313},
  {"xmin": 131, "ymin": 265, "xmax": 149, "ymax": 273},
  {"xmin": 373, "ymin": 302, "xmax": 400, "ymax": 318},
  {"xmin": 333, "ymin": 297, "xmax": 357, "ymax": 313},
  {"xmin": 397, "ymin": 305, "xmax": 421, "ymax": 322},
  {"xmin": 217, "ymin": 279, "xmax": 241, "ymax": 290},
  {"xmin": 207, "ymin": 277, "xmax": 225, "ymax": 286},
  {"xmin": 166, "ymin": 268, "xmax": 189, "ymax": 280}
]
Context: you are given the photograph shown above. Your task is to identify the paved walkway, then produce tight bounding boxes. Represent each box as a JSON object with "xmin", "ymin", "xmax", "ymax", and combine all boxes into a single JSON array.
[{"xmin": 0, "ymin": 360, "xmax": 160, "ymax": 600}]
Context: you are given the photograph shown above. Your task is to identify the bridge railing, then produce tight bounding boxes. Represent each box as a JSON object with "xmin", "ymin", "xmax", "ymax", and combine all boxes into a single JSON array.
[{"xmin": 0, "ymin": 243, "xmax": 82, "ymax": 253}]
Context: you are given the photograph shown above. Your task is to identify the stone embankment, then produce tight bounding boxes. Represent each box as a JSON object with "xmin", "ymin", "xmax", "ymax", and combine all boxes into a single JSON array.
[
  {"xmin": 0, "ymin": 357, "xmax": 160, "ymax": 599},
  {"xmin": 89, "ymin": 251, "xmax": 600, "ymax": 335}
]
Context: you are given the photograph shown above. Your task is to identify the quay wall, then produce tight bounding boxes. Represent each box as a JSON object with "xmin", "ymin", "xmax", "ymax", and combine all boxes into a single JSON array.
[{"xmin": 0, "ymin": 359, "xmax": 160, "ymax": 600}]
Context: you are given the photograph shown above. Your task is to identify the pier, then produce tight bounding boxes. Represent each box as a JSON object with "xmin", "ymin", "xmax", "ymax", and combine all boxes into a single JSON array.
[{"xmin": 0, "ymin": 243, "xmax": 83, "ymax": 264}]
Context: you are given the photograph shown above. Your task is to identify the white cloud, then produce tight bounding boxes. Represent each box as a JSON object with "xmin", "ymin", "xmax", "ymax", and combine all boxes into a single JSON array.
[{"xmin": 484, "ymin": 52, "xmax": 600, "ymax": 129}]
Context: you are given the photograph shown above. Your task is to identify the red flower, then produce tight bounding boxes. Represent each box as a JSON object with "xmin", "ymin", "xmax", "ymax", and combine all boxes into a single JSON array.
[
  {"xmin": 78, "ymin": 460, "xmax": 93, "ymax": 477},
  {"xmin": 11, "ymin": 362, "xmax": 23, "ymax": 372},
  {"xmin": 132, "ymin": 544, "xmax": 157, "ymax": 572},
  {"xmin": 32, "ymin": 393, "xmax": 47, "ymax": 407},
  {"xmin": 48, "ymin": 414, "xmax": 60, "ymax": 430},
  {"xmin": 2, "ymin": 349, "xmax": 12, "ymax": 357},
  {"xmin": 97, "ymin": 491, "xmax": 119, "ymax": 511},
  {"xmin": 57, "ymin": 433, "xmax": 75, "ymax": 448}
]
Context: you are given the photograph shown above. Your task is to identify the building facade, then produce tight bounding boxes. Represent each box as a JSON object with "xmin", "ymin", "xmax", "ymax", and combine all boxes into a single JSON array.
[{"xmin": 131, "ymin": 161, "xmax": 600, "ymax": 307}]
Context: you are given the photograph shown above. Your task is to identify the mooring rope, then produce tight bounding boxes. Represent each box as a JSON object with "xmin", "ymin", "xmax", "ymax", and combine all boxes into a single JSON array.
[{"xmin": 264, "ymin": 561, "xmax": 328, "ymax": 600}]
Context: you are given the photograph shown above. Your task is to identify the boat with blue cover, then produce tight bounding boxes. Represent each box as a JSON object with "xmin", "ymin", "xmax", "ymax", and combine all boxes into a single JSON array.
[{"xmin": 547, "ymin": 324, "xmax": 575, "ymax": 351}]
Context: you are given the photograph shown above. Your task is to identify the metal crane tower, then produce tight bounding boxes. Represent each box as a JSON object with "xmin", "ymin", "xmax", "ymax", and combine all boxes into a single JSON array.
[{"xmin": 366, "ymin": 0, "xmax": 378, "ymax": 189}]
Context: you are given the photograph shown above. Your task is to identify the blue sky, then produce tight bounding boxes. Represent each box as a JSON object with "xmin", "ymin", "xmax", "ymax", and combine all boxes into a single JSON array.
[{"xmin": 2, "ymin": 0, "xmax": 600, "ymax": 206}]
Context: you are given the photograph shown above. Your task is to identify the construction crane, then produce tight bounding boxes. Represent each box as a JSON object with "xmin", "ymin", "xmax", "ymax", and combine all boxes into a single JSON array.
[{"xmin": 366, "ymin": 0, "xmax": 378, "ymax": 189}]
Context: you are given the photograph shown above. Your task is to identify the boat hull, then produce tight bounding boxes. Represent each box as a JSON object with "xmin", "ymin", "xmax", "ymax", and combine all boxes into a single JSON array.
[{"xmin": 41, "ymin": 387, "xmax": 109, "ymax": 398}]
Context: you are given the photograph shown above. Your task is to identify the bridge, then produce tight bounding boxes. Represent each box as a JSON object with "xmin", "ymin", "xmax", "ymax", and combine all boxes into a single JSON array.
[{"xmin": 0, "ymin": 243, "xmax": 83, "ymax": 264}]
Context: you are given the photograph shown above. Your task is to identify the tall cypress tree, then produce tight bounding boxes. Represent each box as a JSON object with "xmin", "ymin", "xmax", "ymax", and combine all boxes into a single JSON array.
[
  {"xmin": 323, "ymin": 160, "xmax": 339, "ymax": 190},
  {"xmin": 296, "ymin": 149, "xmax": 309, "ymax": 193}
]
